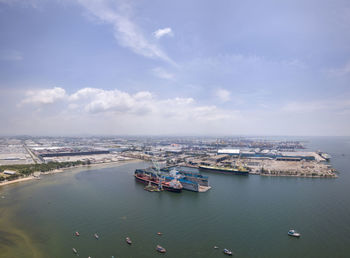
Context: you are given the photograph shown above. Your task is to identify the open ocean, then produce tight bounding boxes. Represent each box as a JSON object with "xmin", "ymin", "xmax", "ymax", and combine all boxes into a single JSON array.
[{"xmin": 0, "ymin": 137, "xmax": 350, "ymax": 258}]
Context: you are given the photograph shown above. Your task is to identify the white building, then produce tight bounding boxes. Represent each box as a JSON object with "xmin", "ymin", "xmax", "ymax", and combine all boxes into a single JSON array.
[{"xmin": 217, "ymin": 149, "xmax": 240, "ymax": 155}]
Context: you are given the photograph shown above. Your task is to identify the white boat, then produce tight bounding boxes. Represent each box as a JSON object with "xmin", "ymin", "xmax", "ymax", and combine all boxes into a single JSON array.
[
  {"xmin": 156, "ymin": 245, "xmax": 166, "ymax": 253},
  {"xmin": 223, "ymin": 248, "xmax": 233, "ymax": 255},
  {"xmin": 288, "ymin": 229, "xmax": 301, "ymax": 237}
]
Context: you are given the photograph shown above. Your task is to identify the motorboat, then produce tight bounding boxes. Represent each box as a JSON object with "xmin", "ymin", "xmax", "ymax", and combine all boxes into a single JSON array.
[
  {"xmin": 72, "ymin": 248, "xmax": 78, "ymax": 254},
  {"xmin": 126, "ymin": 237, "xmax": 132, "ymax": 245},
  {"xmin": 94, "ymin": 233, "xmax": 99, "ymax": 239},
  {"xmin": 75, "ymin": 231, "xmax": 80, "ymax": 237},
  {"xmin": 288, "ymin": 229, "xmax": 301, "ymax": 237},
  {"xmin": 223, "ymin": 248, "xmax": 233, "ymax": 255},
  {"xmin": 156, "ymin": 245, "xmax": 166, "ymax": 253}
]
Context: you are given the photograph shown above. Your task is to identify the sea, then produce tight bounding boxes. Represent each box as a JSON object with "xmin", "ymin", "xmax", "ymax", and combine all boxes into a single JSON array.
[{"xmin": 0, "ymin": 136, "xmax": 350, "ymax": 258}]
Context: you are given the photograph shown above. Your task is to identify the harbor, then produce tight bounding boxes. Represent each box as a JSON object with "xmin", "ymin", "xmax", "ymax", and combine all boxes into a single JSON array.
[
  {"xmin": 0, "ymin": 137, "xmax": 348, "ymax": 258},
  {"xmin": 126, "ymin": 148, "xmax": 337, "ymax": 179},
  {"xmin": 0, "ymin": 137, "xmax": 337, "ymax": 186},
  {"xmin": 0, "ymin": 136, "xmax": 350, "ymax": 258}
]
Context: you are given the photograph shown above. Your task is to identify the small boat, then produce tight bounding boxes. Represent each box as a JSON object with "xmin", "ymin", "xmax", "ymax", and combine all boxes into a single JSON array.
[
  {"xmin": 223, "ymin": 248, "xmax": 233, "ymax": 255},
  {"xmin": 288, "ymin": 229, "xmax": 301, "ymax": 237},
  {"xmin": 156, "ymin": 245, "xmax": 166, "ymax": 253},
  {"xmin": 94, "ymin": 233, "xmax": 99, "ymax": 239},
  {"xmin": 157, "ymin": 232, "xmax": 163, "ymax": 236},
  {"xmin": 214, "ymin": 246, "xmax": 219, "ymax": 249},
  {"xmin": 126, "ymin": 237, "xmax": 132, "ymax": 245},
  {"xmin": 75, "ymin": 231, "xmax": 80, "ymax": 237},
  {"xmin": 72, "ymin": 248, "xmax": 78, "ymax": 254}
]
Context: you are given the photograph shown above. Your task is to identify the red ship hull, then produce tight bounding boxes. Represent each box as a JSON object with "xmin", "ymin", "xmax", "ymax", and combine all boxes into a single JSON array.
[{"xmin": 134, "ymin": 174, "xmax": 182, "ymax": 193}]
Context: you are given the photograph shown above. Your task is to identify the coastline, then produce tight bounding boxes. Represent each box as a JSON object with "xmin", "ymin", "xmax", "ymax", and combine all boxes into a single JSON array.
[
  {"xmin": 0, "ymin": 176, "xmax": 36, "ymax": 186},
  {"xmin": 0, "ymin": 159, "xmax": 142, "ymax": 188},
  {"xmin": 259, "ymin": 173, "xmax": 338, "ymax": 178}
]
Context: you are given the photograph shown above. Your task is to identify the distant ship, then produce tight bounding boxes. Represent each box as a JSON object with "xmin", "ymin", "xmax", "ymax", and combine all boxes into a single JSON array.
[
  {"xmin": 126, "ymin": 237, "xmax": 132, "ymax": 245},
  {"xmin": 156, "ymin": 245, "xmax": 166, "ymax": 253},
  {"xmin": 223, "ymin": 248, "xmax": 233, "ymax": 255},
  {"xmin": 288, "ymin": 229, "xmax": 301, "ymax": 237},
  {"xmin": 198, "ymin": 165, "xmax": 249, "ymax": 175},
  {"xmin": 134, "ymin": 169, "xmax": 183, "ymax": 193}
]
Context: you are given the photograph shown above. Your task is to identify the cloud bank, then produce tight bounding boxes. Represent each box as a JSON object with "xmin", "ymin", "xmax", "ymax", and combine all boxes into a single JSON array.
[
  {"xmin": 22, "ymin": 87, "xmax": 66, "ymax": 105},
  {"xmin": 21, "ymin": 86, "xmax": 236, "ymax": 121}
]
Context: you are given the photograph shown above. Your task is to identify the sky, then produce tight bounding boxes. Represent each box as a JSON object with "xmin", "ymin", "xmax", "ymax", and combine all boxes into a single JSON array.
[{"xmin": 0, "ymin": 0, "xmax": 349, "ymax": 136}]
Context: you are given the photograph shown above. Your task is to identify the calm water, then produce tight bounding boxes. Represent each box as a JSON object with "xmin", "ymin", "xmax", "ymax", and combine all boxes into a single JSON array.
[{"xmin": 1, "ymin": 137, "xmax": 350, "ymax": 258}]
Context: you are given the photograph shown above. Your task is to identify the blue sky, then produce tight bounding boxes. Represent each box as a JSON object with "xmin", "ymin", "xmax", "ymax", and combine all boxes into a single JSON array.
[{"xmin": 0, "ymin": 0, "xmax": 349, "ymax": 136}]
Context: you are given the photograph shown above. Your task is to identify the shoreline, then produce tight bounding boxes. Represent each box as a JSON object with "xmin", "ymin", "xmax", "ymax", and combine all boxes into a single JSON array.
[
  {"xmin": 259, "ymin": 173, "xmax": 337, "ymax": 178},
  {"xmin": 0, "ymin": 159, "xmax": 143, "ymax": 187}
]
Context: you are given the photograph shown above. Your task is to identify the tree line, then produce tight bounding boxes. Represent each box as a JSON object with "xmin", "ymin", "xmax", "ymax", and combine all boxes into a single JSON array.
[{"xmin": 0, "ymin": 160, "xmax": 89, "ymax": 181}]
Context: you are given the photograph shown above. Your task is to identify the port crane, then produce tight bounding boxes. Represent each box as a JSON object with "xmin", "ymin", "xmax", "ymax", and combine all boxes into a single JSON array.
[{"xmin": 152, "ymin": 159, "xmax": 163, "ymax": 190}]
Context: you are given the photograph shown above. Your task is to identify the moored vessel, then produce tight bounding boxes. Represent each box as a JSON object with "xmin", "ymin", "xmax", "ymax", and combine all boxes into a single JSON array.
[
  {"xmin": 134, "ymin": 169, "xmax": 183, "ymax": 193},
  {"xmin": 199, "ymin": 165, "xmax": 249, "ymax": 175},
  {"xmin": 164, "ymin": 168, "xmax": 210, "ymax": 192}
]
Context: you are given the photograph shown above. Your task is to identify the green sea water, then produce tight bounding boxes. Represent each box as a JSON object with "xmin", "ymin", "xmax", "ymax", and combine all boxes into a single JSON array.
[{"xmin": 1, "ymin": 137, "xmax": 350, "ymax": 258}]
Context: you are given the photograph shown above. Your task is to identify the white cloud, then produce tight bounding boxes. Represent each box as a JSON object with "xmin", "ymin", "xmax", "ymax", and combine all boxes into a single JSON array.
[
  {"xmin": 153, "ymin": 27, "xmax": 173, "ymax": 39},
  {"xmin": 22, "ymin": 87, "xmax": 66, "ymax": 105},
  {"xmin": 152, "ymin": 67, "xmax": 174, "ymax": 80},
  {"xmin": 13, "ymin": 87, "xmax": 350, "ymax": 136},
  {"xmin": 215, "ymin": 89, "xmax": 231, "ymax": 102},
  {"xmin": 21, "ymin": 87, "xmax": 235, "ymax": 126},
  {"xmin": 69, "ymin": 87, "xmax": 151, "ymax": 114},
  {"xmin": 68, "ymin": 87, "xmax": 231, "ymax": 121},
  {"xmin": 76, "ymin": 0, "xmax": 175, "ymax": 65},
  {"xmin": 69, "ymin": 87, "xmax": 103, "ymax": 101}
]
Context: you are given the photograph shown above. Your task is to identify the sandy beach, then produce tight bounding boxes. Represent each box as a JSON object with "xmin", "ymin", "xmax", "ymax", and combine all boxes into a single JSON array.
[
  {"xmin": 0, "ymin": 176, "xmax": 36, "ymax": 186},
  {"xmin": 0, "ymin": 159, "xmax": 142, "ymax": 187}
]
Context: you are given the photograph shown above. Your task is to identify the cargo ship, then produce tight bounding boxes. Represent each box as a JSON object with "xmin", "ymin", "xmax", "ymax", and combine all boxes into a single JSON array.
[
  {"xmin": 198, "ymin": 165, "xmax": 249, "ymax": 175},
  {"xmin": 178, "ymin": 171, "xmax": 209, "ymax": 187},
  {"xmin": 162, "ymin": 169, "xmax": 211, "ymax": 192},
  {"xmin": 134, "ymin": 169, "xmax": 183, "ymax": 193}
]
